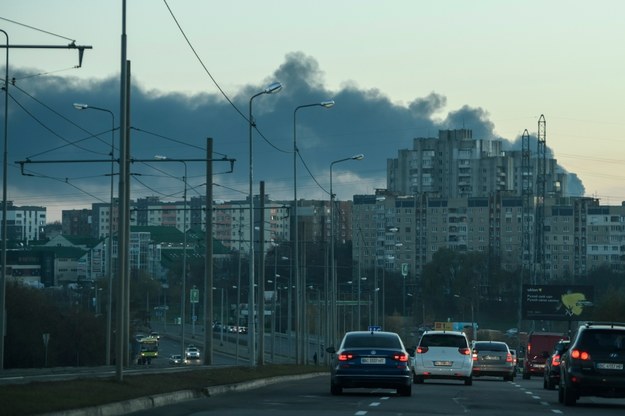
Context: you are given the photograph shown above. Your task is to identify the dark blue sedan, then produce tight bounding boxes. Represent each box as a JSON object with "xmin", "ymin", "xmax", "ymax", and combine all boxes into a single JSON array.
[{"xmin": 326, "ymin": 330, "xmax": 412, "ymax": 396}]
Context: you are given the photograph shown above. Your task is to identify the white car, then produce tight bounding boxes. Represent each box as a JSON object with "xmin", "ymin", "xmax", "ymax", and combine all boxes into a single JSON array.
[
  {"xmin": 185, "ymin": 346, "xmax": 200, "ymax": 360},
  {"xmin": 411, "ymin": 330, "xmax": 473, "ymax": 385}
]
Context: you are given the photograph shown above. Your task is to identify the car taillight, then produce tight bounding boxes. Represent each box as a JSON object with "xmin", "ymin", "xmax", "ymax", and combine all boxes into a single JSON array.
[
  {"xmin": 570, "ymin": 349, "xmax": 591, "ymax": 361},
  {"xmin": 551, "ymin": 354, "xmax": 561, "ymax": 366},
  {"xmin": 506, "ymin": 353, "xmax": 513, "ymax": 362},
  {"xmin": 417, "ymin": 346, "xmax": 429, "ymax": 354},
  {"xmin": 393, "ymin": 353, "xmax": 409, "ymax": 362},
  {"xmin": 458, "ymin": 347, "xmax": 471, "ymax": 355},
  {"xmin": 338, "ymin": 353, "xmax": 354, "ymax": 361},
  {"xmin": 472, "ymin": 351, "xmax": 478, "ymax": 361}
]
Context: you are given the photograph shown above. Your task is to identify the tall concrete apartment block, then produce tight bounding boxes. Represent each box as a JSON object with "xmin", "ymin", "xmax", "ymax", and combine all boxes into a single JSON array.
[
  {"xmin": 387, "ymin": 128, "xmax": 566, "ymax": 198},
  {"xmin": 353, "ymin": 190, "xmax": 625, "ymax": 283},
  {"xmin": 354, "ymin": 129, "xmax": 625, "ymax": 283}
]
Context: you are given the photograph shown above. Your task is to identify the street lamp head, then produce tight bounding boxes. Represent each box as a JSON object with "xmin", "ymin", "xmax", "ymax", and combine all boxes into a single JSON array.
[
  {"xmin": 320, "ymin": 100, "xmax": 335, "ymax": 108},
  {"xmin": 351, "ymin": 153, "xmax": 365, "ymax": 161},
  {"xmin": 73, "ymin": 103, "xmax": 89, "ymax": 110},
  {"xmin": 264, "ymin": 82, "xmax": 283, "ymax": 94}
]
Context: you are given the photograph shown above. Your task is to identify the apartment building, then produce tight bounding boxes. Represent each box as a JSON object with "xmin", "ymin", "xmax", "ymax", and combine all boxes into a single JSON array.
[
  {"xmin": 0, "ymin": 201, "xmax": 46, "ymax": 242},
  {"xmin": 386, "ymin": 129, "xmax": 566, "ymax": 199}
]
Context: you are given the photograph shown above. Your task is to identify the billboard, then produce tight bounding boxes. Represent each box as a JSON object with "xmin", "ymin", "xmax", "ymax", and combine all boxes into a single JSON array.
[{"xmin": 522, "ymin": 285, "xmax": 594, "ymax": 321}]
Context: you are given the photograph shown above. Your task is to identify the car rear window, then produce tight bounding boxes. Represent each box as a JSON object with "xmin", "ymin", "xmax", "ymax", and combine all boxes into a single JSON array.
[
  {"xmin": 578, "ymin": 330, "xmax": 625, "ymax": 351},
  {"xmin": 343, "ymin": 334, "xmax": 401, "ymax": 349},
  {"xmin": 474, "ymin": 342, "xmax": 508, "ymax": 352},
  {"xmin": 419, "ymin": 334, "xmax": 467, "ymax": 348}
]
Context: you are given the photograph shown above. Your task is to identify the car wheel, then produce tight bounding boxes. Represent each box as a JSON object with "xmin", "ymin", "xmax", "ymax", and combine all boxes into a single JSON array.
[
  {"xmin": 543, "ymin": 375, "xmax": 549, "ymax": 389},
  {"xmin": 464, "ymin": 376, "xmax": 473, "ymax": 386},
  {"xmin": 330, "ymin": 383, "xmax": 342, "ymax": 396},
  {"xmin": 562, "ymin": 381, "xmax": 577, "ymax": 406},
  {"xmin": 398, "ymin": 384, "xmax": 412, "ymax": 397}
]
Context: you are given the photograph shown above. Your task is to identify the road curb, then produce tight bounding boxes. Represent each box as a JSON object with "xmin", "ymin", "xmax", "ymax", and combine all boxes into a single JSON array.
[{"xmin": 42, "ymin": 372, "xmax": 327, "ymax": 416}]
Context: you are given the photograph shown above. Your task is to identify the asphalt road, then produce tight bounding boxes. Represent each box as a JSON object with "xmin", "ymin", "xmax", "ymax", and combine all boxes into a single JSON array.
[{"xmin": 128, "ymin": 375, "xmax": 625, "ymax": 416}]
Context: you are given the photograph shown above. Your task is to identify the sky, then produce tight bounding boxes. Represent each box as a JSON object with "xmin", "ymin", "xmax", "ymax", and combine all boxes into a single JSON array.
[{"xmin": 2, "ymin": 0, "xmax": 625, "ymax": 223}]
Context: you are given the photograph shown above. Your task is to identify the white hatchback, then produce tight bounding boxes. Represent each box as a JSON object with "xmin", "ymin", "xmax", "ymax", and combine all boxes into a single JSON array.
[{"xmin": 411, "ymin": 330, "xmax": 473, "ymax": 385}]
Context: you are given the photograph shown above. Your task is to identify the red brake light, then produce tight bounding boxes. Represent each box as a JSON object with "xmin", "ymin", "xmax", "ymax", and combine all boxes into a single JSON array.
[
  {"xmin": 338, "ymin": 353, "xmax": 354, "ymax": 361},
  {"xmin": 551, "ymin": 354, "xmax": 561, "ymax": 366},
  {"xmin": 458, "ymin": 347, "xmax": 471, "ymax": 355},
  {"xmin": 393, "ymin": 353, "xmax": 409, "ymax": 362},
  {"xmin": 506, "ymin": 353, "xmax": 513, "ymax": 362},
  {"xmin": 571, "ymin": 349, "xmax": 591, "ymax": 361},
  {"xmin": 417, "ymin": 346, "xmax": 429, "ymax": 354}
]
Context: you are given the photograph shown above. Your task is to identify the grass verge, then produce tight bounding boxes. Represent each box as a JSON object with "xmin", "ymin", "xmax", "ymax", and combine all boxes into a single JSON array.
[{"xmin": 2, "ymin": 365, "xmax": 322, "ymax": 416}]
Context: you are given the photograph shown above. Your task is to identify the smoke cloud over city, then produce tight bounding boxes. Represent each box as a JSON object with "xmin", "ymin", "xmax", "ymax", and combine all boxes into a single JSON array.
[{"xmin": 4, "ymin": 52, "xmax": 584, "ymax": 221}]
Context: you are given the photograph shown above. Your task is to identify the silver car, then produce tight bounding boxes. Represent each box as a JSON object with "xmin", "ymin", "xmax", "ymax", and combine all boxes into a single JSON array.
[
  {"xmin": 472, "ymin": 341, "xmax": 515, "ymax": 381},
  {"xmin": 411, "ymin": 330, "xmax": 473, "ymax": 385}
]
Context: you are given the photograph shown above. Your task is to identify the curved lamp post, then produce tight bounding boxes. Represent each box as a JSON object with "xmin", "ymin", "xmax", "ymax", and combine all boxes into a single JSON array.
[
  {"xmin": 329, "ymin": 153, "xmax": 364, "ymax": 346},
  {"xmin": 73, "ymin": 102, "xmax": 116, "ymax": 366},
  {"xmin": 293, "ymin": 99, "xmax": 334, "ymax": 364},
  {"xmin": 248, "ymin": 81, "xmax": 282, "ymax": 366}
]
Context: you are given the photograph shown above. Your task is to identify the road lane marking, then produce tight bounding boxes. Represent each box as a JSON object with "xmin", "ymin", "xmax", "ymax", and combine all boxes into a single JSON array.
[
  {"xmin": 355, "ymin": 411, "xmax": 367, "ymax": 415},
  {"xmin": 369, "ymin": 402, "xmax": 381, "ymax": 407},
  {"xmin": 551, "ymin": 410, "xmax": 563, "ymax": 414}
]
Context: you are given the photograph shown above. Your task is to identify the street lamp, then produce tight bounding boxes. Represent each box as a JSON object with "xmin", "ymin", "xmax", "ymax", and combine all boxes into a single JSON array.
[
  {"xmin": 329, "ymin": 153, "xmax": 364, "ymax": 346},
  {"xmin": 73, "ymin": 102, "xmax": 116, "ymax": 366},
  {"xmin": 293, "ymin": 99, "xmax": 334, "ymax": 365},
  {"xmin": 248, "ymin": 81, "xmax": 282, "ymax": 366},
  {"xmin": 154, "ymin": 155, "xmax": 188, "ymax": 360},
  {"xmin": 0, "ymin": 29, "xmax": 9, "ymax": 370}
]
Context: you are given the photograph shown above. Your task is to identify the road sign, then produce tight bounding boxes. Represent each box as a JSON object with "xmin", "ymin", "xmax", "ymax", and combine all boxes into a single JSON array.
[{"xmin": 190, "ymin": 288, "xmax": 199, "ymax": 304}]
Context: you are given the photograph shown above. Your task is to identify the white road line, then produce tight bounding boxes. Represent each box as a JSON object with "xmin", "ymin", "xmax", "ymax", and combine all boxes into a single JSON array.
[
  {"xmin": 540, "ymin": 401, "xmax": 549, "ymax": 406},
  {"xmin": 380, "ymin": 396, "xmax": 390, "ymax": 400},
  {"xmin": 369, "ymin": 402, "xmax": 381, "ymax": 407},
  {"xmin": 355, "ymin": 411, "xmax": 367, "ymax": 416},
  {"xmin": 532, "ymin": 395, "xmax": 541, "ymax": 399},
  {"xmin": 551, "ymin": 410, "xmax": 563, "ymax": 414}
]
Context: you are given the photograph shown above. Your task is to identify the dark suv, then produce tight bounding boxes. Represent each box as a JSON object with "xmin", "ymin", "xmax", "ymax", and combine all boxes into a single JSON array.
[{"xmin": 559, "ymin": 322, "xmax": 625, "ymax": 406}]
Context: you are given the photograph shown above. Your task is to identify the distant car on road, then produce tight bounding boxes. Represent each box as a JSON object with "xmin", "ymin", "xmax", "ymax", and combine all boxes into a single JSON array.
[
  {"xmin": 543, "ymin": 339, "xmax": 570, "ymax": 390},
  {"xmin": 327, "ymin": 330, "xmax": 412, "ymax": 396},
  {"xmin": 185, "ymin": 345, "xmax": 200, "ymax": 361},
  {"xmin": 168, "ymin": 354, "xmax": 182, "ymax": 365},
  {"xmin": 472, "ymin": 340, "xmax": 516, "ymax": 381},
  {"xmin": 411, "ymin": 330, "xmax": 473, "ymax": 385}
]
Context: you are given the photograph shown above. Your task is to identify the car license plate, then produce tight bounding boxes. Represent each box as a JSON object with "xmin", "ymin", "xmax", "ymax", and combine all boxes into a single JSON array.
[
  {"xmin": 597, "ymin": 362, "xmax": 624, "ymax": 370},
  {"xmin": 533, "ymin": 363, "xmax": 545, "ymax": 368},
  {"xmin": 484, "ymin": 356, "xmax": 500, "ymax": 360},
  {"xmin": 361, "ymin": 357, "xmax": 386, "ymax": 364},
  {"xmin": 434, "ymin": 361, "xmax": 453, "ymax": 366}
]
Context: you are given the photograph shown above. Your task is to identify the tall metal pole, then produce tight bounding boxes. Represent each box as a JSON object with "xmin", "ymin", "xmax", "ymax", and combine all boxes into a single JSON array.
[
  {"xmin": 116, "ymin": 0, "xmax": 129, "ymax": 381},
  {"xmin": 204, "ymin": 138, "xmax": 214, "ymax": 365},
  {"xmin": 180, "ymin": 162, "xmax": 188, "ymax": 360},
  {"xmin": 248, "ymin": 82, "xmax": 281, "ymax": 366},
  {"xmin": 329, "ymin": 154, "xmax": 364, "ymax": 346},
  {"xmin": 293, "ymin": 100, "xmax": 334, "ymax": 364},
  {"xmin": 0, "ymin": 29, "xmax": 9, "ymax": 371}
]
